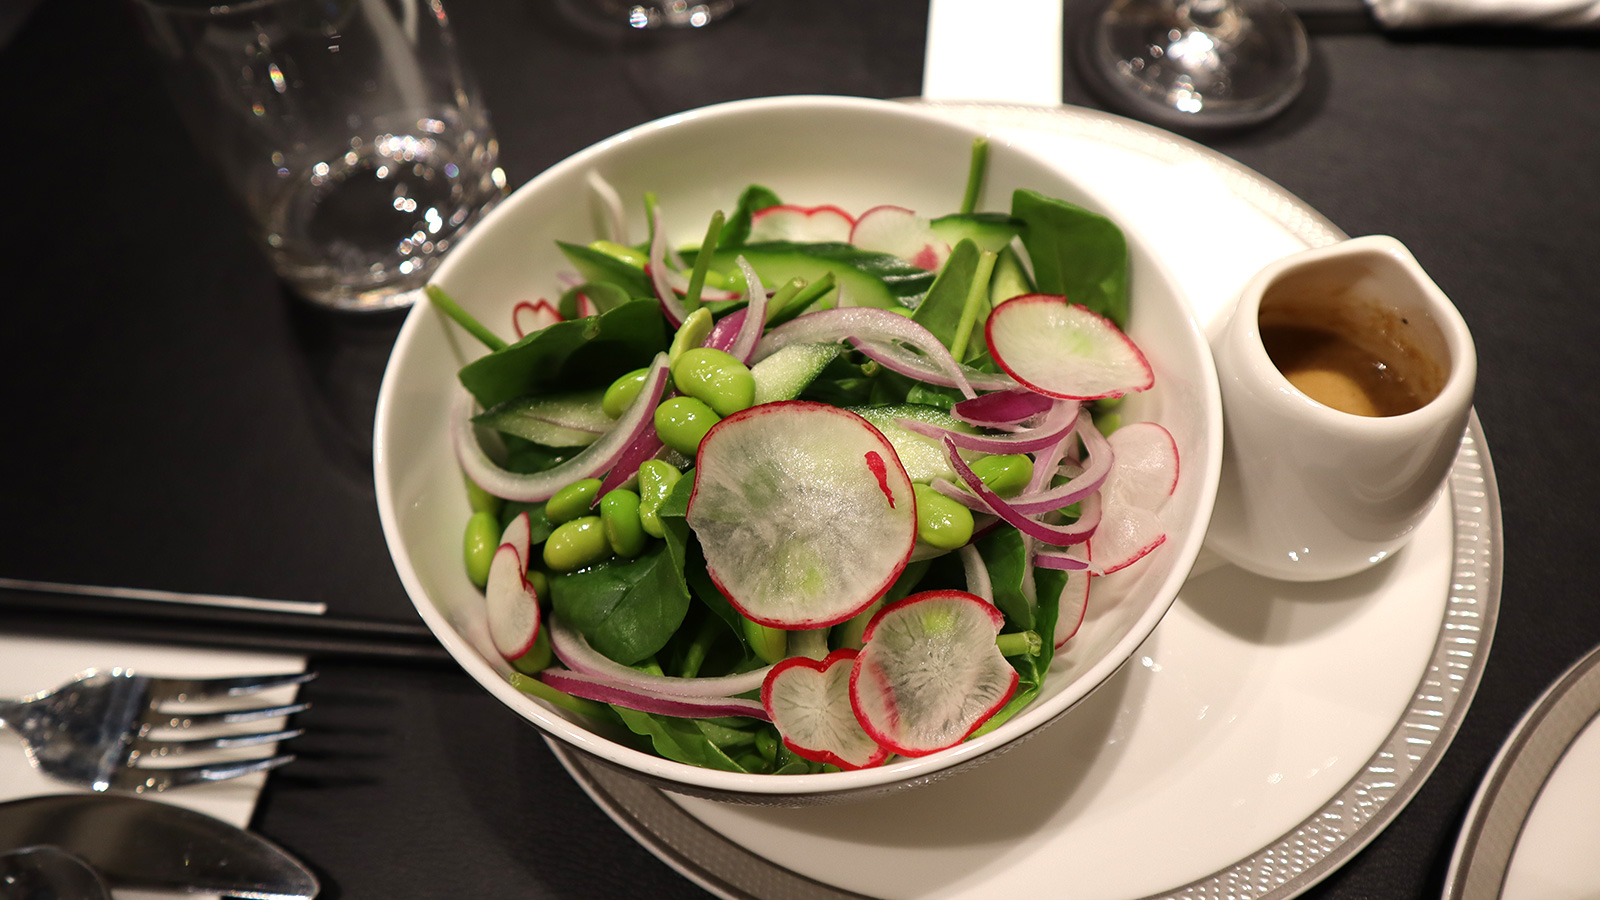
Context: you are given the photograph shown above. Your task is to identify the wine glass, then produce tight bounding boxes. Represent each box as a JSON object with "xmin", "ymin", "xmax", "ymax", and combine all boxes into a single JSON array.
[
  {"xmin": 558, "ymin": 0, "xmax": 748, "ymax": 30},
  {"xmin": 1075, "ymin": 0, "xmax": 1310, "ymax": 130}
]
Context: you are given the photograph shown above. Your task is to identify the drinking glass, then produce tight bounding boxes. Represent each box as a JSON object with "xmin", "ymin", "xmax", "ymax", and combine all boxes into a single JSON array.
[
  {"xmin": 557, "ymin": 0, "xmax": 748, "ymax": 29},
  {"xmin": 1075, "ymin": 0, "xmax": 1310, "ymax": 130},
  {"xmin": 134, "ymin": 0, "xmax": 507, "ymax": 311}
]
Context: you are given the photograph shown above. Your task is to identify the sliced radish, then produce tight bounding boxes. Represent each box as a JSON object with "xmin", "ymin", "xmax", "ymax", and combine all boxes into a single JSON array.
[
  {"xmin": 486, "ymin": 543, "xmax": 540, "ymax": 660},
  {"xmin": 1105, "ymin": 422, "xmax": 1179, "ymax": 509},
  {"xmin": 762, "ymin": 649, "xmax": 889, "ymax": 770},
  {"xmin": 541, "ymin": 669, "xmax": 770, "ymax": 721},
  {"xmin": 749, "ymin": 204, "xmax": 856, "ymax": 243},
  {"xmin": 1089, "ymin": 423, "xmax": 1179, "ymax": 574},
  {"xmin": 687, "ymin": 401, "xmax": 916, "ymax": 629},
  {"xmin": 499, "ymin": 512, "xmax": 532, "ymax": 570},
  {"xmin": 986, "ymin": 295, "xmax": 1154, "ymax": 400},
  {"xmin": 849, "ymin": 205, "xmax": 951, "ymax": 271},
  {"xmin": 513, "ymin": 299, "xmax": 563, "ymax": 338},
  {"xmin": 849, "ymin": 590, "xmax": 1017, "ymax": 756},
  {"xmin": 1053, "ymin": 567, "xmax": 1091, "ymax": 648}
]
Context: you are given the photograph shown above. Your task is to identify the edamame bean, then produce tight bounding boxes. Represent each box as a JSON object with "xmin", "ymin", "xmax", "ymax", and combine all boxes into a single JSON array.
[
  {"xmin": 637, "ymin": 460, "xmax": 682, "ymax": 538},
  {"xmin": 511, "ymin": 628, "xmax": 553, "ymax": 675},
  {"xmin": 668, "ymin": 307, "xmax": 714, "ymax": 365},
  {"xmin": 602, "ymin": 368, "xmax": 651, "ymax": 419},
  {"xmin": 464, "ymin": 478, "xmax": 502, "ymax": 516},
  {"xmin": 654, "ymin": 396, "xmax": 720, "ymax": 456},
  {"xmin": 525, "ymin": 568, "xmax": 550, "ymax": 600},
  {"xmin": 600, "ymin": 489, "xmax": 647, "ymax": 558},
  {"xmin": 969, "ymin": 453, "xmax": 1034, "ymax": 497},
  {"xmin": 462, "ymin": 511, "xmax": 499, "ymax": 588},
  {"xmin": 744, "ymin": 618, "xmax": 788, "ymax": 665},
  {"xmin": 543, "ymin": 516, "xmax": 609, "ymax": 572},
  {"xmin": 546, "ymin": 478, "xmax": 602, "ymax": 524},
  {"xmin": 913, "ymin": 483, "xmax": 974, "ymax": 550},
  {"xmin": 672, "ymin": 347, "xmax": 755, "ymax": 417}
]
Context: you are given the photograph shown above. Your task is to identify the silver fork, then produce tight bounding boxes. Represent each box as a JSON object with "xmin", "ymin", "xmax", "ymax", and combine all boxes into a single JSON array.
[{"xmin": 0, "ymin": 669, "xmax": 314, "ymax": 793}]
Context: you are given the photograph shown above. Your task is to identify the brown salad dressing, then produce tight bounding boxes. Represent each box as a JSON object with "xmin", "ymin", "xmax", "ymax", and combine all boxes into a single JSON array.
[{"xmin": 1259, "ymin": 321, "xmax": 1433, "ymax": 417}]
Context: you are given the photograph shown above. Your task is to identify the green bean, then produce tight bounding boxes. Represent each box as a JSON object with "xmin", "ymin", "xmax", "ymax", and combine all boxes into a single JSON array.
[
  {"xmin": 463, "ymin": 477, "xmax": 502, "ymax": 516},
  {"xmin": 969, "ymin": 453, "xmax": 1034, "ymax": 497},
  {"xmin": 654, "ymin": 396, "xmax": 721, "ymax": 456},
  {"xmin": 637, "ymin": 460, "xmax": 682, "ymax": 538},
  {"xmin": 462, "ymin": 511, "xmax": 499, "ymax": 588},
  {"xmin": 600, "ymin": 489, "xmax": 647, "ymax": 558},
  {"xmin": 672, "ymin": 347, "xmax": 755, "ymax": 417},
  {"xmin": 546, "ymin": 478, "xmax": 602, "ymax": 524},
  {"xmin": 588, "ymin": 240, "xmax": 649, "ymax": 268},
  {"xmin": 744, "ymin": 618, "xmax": 788, "ymax": 665},
  {"xmin": 602, "ymin": 368, "xmax": 651, "ymax": 419},
  {"xmin": 912, "ymin": 484, "xmax": 974, "ymax": 550},
  {"xmin": 543, "ymin": 516, "xmax": 609, "ymax": 572}
]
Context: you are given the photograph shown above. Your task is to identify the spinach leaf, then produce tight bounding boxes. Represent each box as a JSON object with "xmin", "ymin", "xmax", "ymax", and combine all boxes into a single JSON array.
[
  {"xmin": 719, "ymin": 184, "xmax": 783, "ymax": 246},
  {"xmin": 977, "ymin": 528, "xmax": 1034, "ymax": 628},
  {"xmin": 557, "ymin": 241, "xmax": 654, "ymax": 300},
  {"xmin": 910, "ymin": 239, "xmax": 981, "ymax": 351},
  {"xmin": 457, "ymin": 299, "xmax": 671, "ymax": 410},
  {"xmin": 610, "ymin": 707, "xmax": 754, "ymax": 773},
  {"xmin": 557, "ymin": 281, "xmax": 632, "ymax": 319},
  {"xmin": 548, "ymin": 539, "xmax": 691, "ymax": 665},
  {"xmin": 1010, "ymin": 189, "xmax": 1129, "ymax": 327}
]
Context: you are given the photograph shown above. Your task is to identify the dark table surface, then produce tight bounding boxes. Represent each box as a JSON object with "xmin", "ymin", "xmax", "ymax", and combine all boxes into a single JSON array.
[{"xmin": 4, "ymin": 0, "xmax": 1599, "ymax": 897}]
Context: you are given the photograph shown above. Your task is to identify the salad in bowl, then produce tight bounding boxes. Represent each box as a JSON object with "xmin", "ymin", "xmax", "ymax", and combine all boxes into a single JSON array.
[{"xmin": 374, "ymin": 96, "xmax": 1221, "ymax": 803}]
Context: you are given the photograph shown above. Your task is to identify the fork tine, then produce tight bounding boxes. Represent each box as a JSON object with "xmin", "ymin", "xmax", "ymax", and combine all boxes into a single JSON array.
[
  {"xmin": 132, "ymin": 728, "xmax": 304, "ymax": 759},
  {"xmin": 144, "ymin": 671, "xmax": 317, "ymax": 703},
  {"xmin": 111, "ymin": 754, "xmax": 296, "ymax": 793},
  {"xmin": 140, "ymin": 700, "xmax": 312, "ymax": 731}
]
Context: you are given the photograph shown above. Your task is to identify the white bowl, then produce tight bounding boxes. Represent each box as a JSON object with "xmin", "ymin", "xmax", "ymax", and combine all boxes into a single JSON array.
[{"xmin": 374, "ymin": 95, "xmax": 1222, "ymax": 804}]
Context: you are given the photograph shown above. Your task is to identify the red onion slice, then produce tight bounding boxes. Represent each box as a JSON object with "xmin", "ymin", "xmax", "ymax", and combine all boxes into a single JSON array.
[
  {"xmin": 548, "ymin": 616, "xmax": 771, "ymax": 697},
  {"xmin": 1033, "ymin": 549, "xmax": 1094, "ymax": 572},
  {"xmin": 952, "ymin": 389, "xmax": 1054, "ymax": 429},
  {"xmin": 541, "ymin": 669, "xmax": 771, "ymax": 721},
  {"xmin": 1006, "ymin": 411, "xmax": 1115, "ymax": 515},
  {"xmin": 753, "ymin": 308, "xmax": 986, "ymax": 398},
  {"xmin": 894, "ymin": 399, "xmax": 1079, "ymax": 455},
  {"xmin": 586, "ymin": 170, "xmax": 627, "ymax": 245},
  {"xmin": 454, "ymin": 354, "xmax": 670, "ymax": 502},
  {"xmin": 958, "ymin": 543, "xmax": 993, "ymax": 604},
  {"xmin": 727, "ymin": 256, "xmax": 768, "ymax": 364},
  {"xmin": 648, "ymin": 208, "xmax": 688, "ymax": 328},
  {"xmin": 595, "ymin": 428, "xmax": 666, "ymax": 499},
  {"xmin": 944, "ymin": 435, "xmax": 1102, "ymax": 546}
]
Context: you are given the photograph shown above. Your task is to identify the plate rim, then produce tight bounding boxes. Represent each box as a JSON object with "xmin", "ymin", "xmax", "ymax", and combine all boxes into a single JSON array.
[{"xmin": 548, "ymin": 100, "xmax": 1504, "ymax": 900}]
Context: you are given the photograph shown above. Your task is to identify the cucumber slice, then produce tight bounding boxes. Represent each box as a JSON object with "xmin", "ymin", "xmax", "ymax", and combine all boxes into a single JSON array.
[
  {"xmin": 849, "ymin": 404, "xmax": 976, "ymax": 484},
  {"xmin": 930, "ymin": 212, "xmax": 1023, "ymax": 254},
  {"xmin": 708, "ymin": 242, "xmax": 935, "ymax": 311},
  {"xmin": 750, "ymin": 343, "xmax": 842, "ymax": 405},
  {"xmin": 989, "ymin": 245, "xmax": 1035, "ymax": 306},
  {"xmin": 473, "ymin": 388, "xmax": 611, "ymax": 447}
]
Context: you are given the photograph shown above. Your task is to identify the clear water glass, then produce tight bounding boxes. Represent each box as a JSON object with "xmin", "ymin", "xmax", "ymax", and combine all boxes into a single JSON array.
[{"xmin": 134, "ymin": 0, "xmax": 507, "ymax": 311}]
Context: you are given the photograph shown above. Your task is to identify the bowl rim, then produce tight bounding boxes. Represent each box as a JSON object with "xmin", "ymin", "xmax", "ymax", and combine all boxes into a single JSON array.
[{"xmin": 374, "ymin": 93, "xmax": 1223, "ymax": 798}]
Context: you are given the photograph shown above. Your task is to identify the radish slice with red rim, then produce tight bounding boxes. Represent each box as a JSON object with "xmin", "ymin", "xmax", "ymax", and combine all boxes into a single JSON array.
[
  {"xmin": 486, "ymin": 544, "xmax": 541, "ymax": 661},
  {"xmin": 1105, "ymin": 422, "xmax": 1179, "ymax": 509},
  {"xmin": 687, "ymin": 401, "xmax": 916, "ymax": 628},
  {"xmin": 986, "ymin": 295, "xmax": 1154, "ymax": 400},
  {"xmin": 849, "ymin": 590, "xmax": 1017, "ymax": 756},
  {"xmin": 749, "ymin": 204, "xmax": 856, "ymax": 243},
  {"xmin": 454, "ymin": 354, "xmax": 670, "ymax": 502},
  {"xmin": 541, "ymin": 669, "xmax": 770, "ymax": 721},
  {"xmin": 499, "ymin": 512, "xmax": 533, "ymax": 570},
  {"xmin": 1053, "ymin": 567, "xmax": 1091, "ymax": 648},
  {"xmin": 849, "ymin": 205, "xmax": 951, "ymax": 271},
  {"xmin": 762, "ymin": 649, "xmax": 888, "ymax": 770},
  {"xmin": 513, "ymin": 299, "xmax": 563, "ymax": 338}
]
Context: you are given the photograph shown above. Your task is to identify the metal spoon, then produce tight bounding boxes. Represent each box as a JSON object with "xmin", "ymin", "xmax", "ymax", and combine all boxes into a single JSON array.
[{"xmin": 0, "ymin": 846, "xmax": 111, "ymax": 900}]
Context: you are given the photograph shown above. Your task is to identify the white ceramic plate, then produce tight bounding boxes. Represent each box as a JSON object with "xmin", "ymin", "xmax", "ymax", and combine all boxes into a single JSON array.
[
  {"xmin": 374, "ymin": 96, "xmax": 1223, "ymax": 802},
  {"xmin": 547, "ymin": 102, "xmax": 1502, "ymax": 900},
  {"xmin": 1445, "ymin": 642, "xmax": 1600, "ymax": 900}
]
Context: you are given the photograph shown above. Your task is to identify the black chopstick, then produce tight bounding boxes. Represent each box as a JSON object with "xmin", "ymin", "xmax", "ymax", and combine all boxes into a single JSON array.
[{"xmin": 0, "ymin": 582, "xmax": 456, "ymax": 665}]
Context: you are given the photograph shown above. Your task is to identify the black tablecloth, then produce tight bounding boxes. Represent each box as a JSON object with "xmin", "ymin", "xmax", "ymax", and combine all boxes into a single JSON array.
[{"xmin": 3, "ymin": 1, "xmax": 1598, "ymax": 897}]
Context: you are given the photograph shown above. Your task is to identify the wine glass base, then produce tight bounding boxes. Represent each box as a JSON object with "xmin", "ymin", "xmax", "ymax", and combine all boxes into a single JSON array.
[
  {"xmin": 1074, "ymin": 0, "xmax": 1310, "ymax": 131},
  {"xmin": 556, "ymin": 0, "xmax": 746, "ymax": 30}
]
